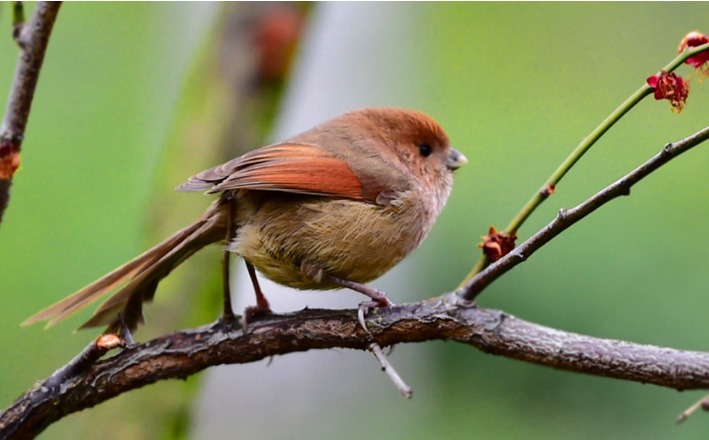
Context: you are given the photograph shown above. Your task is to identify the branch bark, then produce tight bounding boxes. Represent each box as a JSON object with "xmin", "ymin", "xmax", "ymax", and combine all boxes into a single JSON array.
[
  {"xmin": 0, "ymin": 1, "xmax": 61, "ymax": 225},
  {"xmin": 3, "ymin": 301, "xmax": 709, "ymax": 439}
]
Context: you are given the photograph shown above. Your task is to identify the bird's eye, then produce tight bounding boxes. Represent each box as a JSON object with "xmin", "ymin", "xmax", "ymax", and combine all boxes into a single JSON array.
[{"xmin": 418, "ymin": 144, "xmax": 432, "ymax": 157}]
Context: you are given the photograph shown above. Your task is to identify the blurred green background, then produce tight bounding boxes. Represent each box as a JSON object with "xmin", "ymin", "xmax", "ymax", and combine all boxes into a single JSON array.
[{"xmin": 1, "ymin": 2, "xmax": 708, "ymax": 439}]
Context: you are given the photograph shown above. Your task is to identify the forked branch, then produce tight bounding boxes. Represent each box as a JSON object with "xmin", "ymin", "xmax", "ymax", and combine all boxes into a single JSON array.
[{"xmin": 3, "ymin": 302, "xmax": 709, "ymax": 439}]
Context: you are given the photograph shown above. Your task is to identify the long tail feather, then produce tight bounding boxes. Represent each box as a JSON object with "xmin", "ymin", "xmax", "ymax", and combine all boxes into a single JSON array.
[{"xmin": 23, "ymin": 201, "xmax": 227, "ymax": 331}]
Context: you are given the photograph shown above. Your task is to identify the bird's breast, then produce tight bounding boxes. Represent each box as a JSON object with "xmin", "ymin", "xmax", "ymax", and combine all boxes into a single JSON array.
[{"xmin": 229, "ymin": 191, "xmax": 436, "ymax": 290}]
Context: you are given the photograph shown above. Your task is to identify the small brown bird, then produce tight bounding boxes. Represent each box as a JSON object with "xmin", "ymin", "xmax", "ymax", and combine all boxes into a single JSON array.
[{"xmin": 23, "ymin": 108, "xmax": 467, "ymax": 333}]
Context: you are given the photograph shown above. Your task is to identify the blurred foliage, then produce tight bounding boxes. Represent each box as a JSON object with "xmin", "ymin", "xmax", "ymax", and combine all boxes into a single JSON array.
[
  {"xmin": 0, "ymin": 3, "xmax": 220, "ymax": 439},
  {"xmin": 0, "ymin": 2, "xmax": 708, "ymax": 439}
]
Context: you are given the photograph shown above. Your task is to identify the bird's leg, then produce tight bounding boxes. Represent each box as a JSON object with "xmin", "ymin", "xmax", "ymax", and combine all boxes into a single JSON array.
[
  {"xmin": 246, "ymin": 261, "xmax": 271, "ymax": 311},
  {"xmin": 242, "ymin": 260, "xmax": 272, "ymax": 332},
  {"xmin": 324, "ymin": 274, "xmax": 394, "ymax": 308},
  {"xmin": 221, "ymin": 198, "xmax": 237, "ymax": 325},
  {"xmin": 324, "ymin": 273, "xmax": 394, "ymax": 334}
]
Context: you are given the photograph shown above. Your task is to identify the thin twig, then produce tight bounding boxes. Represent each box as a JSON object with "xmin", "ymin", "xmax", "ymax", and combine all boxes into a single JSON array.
[
  {"xmin": 369, "ymin": 342, "xmax": 413, "ymax": 398},
  {"xmin": 0, "ymin": 1, "xmax": 62, "ymax": 225},
  {"xmin": 457, "ymin": 124, "xmax": 709, "ymax": 301},
  {"xmin": 677, "ymin": 394, "xmax": 709, "ymax": 424},
  {"xmin": 358, "ymin": 306, "xmax": 412, "ymax": 398}
]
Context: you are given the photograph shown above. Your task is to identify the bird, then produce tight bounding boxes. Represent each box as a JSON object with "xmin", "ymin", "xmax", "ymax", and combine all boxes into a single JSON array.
[{"xmin": 23, "ymin": 107, "xmax": 467, "ymax": 333}]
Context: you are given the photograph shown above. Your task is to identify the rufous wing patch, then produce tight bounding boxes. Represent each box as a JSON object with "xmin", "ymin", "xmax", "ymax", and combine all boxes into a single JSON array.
[{"xmin": 179, "ymin": 143, "xmax": 371, "ymax": 201}]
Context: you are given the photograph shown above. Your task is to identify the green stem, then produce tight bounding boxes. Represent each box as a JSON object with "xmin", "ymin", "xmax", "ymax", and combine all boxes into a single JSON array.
[
  {"xmin": 507, "ymin": 87, "xmax": 653, "ymax": 233},
  {"xmin": 459, "ymin": 41, "xmax": 709, "ymax": 287}
]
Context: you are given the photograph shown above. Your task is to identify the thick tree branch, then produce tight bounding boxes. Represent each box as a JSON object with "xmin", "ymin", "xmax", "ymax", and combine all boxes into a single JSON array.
[
  {"xmin": 0, "ymin": 1, "xmax": 61, "ymax": 225},
  {"xmin": 4, "ymin": 301, "xmax": 709, "ymax": 439},
  {"xmin": 458, "ymin": 124, "xmax": 709, "ymax": 301}
]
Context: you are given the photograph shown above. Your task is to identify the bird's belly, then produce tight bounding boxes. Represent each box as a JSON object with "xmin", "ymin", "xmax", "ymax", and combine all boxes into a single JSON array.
[{"xmin": 230, "ymin": 196, "xmax": 429, "ymax": 290}]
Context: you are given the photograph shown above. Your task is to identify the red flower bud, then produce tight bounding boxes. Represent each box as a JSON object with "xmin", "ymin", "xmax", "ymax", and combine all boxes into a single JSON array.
[
  {"xmin": 646, "ymin": 71, "xmax": 689, "ymax": 112},
  {"xmin": 678, "ymin": 31, "xmax": 709, "ymax": 76}
]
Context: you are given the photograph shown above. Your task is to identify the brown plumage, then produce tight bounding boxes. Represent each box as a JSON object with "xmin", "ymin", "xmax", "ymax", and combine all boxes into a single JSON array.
[{"xmin": 23, "ymin": 108, "xmax": 467, "ymax": 332}]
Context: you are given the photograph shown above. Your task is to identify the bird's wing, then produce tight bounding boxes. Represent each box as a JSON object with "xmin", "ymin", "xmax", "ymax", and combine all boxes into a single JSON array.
[{"xmin": 177, "ymin": 142, "xmax": 404, "ymax": 203}]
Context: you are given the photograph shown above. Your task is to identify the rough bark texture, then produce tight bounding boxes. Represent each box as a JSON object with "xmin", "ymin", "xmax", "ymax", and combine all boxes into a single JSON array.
[{"xmin": 3, "ymin": 299, "xmax": 709, "ymax": 439}]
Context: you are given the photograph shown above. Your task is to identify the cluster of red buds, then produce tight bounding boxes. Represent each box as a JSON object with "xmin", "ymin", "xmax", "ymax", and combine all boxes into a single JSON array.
[{"xmin": 646, "ymin": 31, "xmax": 709, "ymax": 112}]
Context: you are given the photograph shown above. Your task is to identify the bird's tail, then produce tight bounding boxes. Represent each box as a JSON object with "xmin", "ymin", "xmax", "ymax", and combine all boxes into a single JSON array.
[{"xmin": 23, "ymin": 201, "xmax": 227, "ymax": 332}]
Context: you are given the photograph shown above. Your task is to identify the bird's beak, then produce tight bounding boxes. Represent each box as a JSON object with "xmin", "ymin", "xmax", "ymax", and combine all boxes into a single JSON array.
[{"xmin": 446, "ymin": 148, "xmax": 468, "ymax": 170}]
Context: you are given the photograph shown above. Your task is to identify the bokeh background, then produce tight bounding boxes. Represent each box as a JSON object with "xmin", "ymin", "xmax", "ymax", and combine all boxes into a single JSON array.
[{"xmin": 1, "ymin": 3, "xmax": 708, "ymax": 439}]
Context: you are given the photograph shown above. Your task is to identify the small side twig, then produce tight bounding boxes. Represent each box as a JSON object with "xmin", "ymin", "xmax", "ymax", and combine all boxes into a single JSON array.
[
  {"xmin": 0, "ymin": 1, "xmax": 62, "ymax": 225},
  {"xmin": 12, "ymin": 2, "xmax": 25, "ymax": 42},
  {"xmin": 369, "ymin": 342, "xmax": 413, "ymax": 399},
  {"xmin": 458, "ymin": 124, "xmax": 709, "ymax": 301},
  {"xmin": 677, "ymin": 394, "xmax": 709, "ymax": 424},
  {"xmin": 358, "ymin": 307, "xmax": 412, "ymax": 398},
  {"xmin": 41, "ymin": 334, "xmax": 123, "ymax": 394}
]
